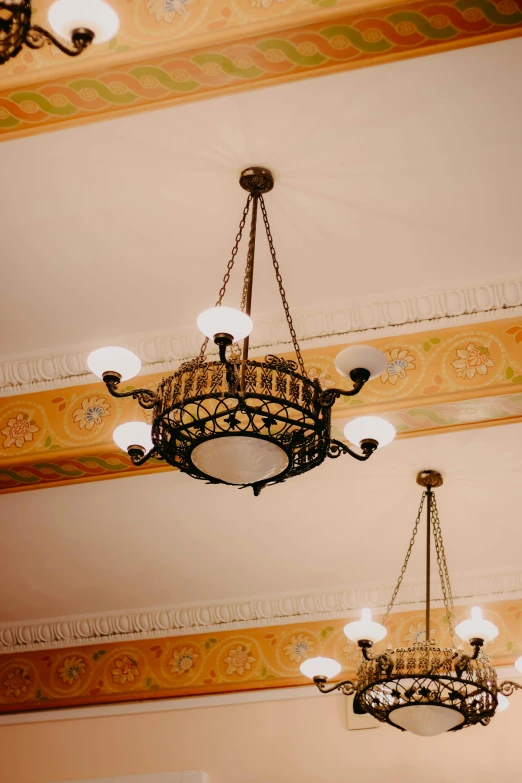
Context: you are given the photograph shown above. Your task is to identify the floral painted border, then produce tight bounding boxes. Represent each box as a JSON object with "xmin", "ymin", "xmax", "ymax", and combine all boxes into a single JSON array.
[
  {"xmin": 1, "ymin": 597, "xmax": 521, "ymax": 713},
  {"xmin": 1, "ymin": 0, "xmax": 521, "ymax": 139}
]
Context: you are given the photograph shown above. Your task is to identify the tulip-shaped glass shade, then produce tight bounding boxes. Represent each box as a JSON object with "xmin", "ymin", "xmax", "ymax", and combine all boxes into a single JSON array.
[
  {"xmin": 455, "ymin": 606, "xmax": 498, "ymax": 643},
  {"xmin": 88, "ymin": 347, "xmax": 141, "ymax": 381},
  {"xmin": 197, "ymin": 307, "xmax": 253, "ymax": 342},
  {"xmin": 344, "ymin": 608, "xmax": 387, "ymax": 644},
  {"xmin": 48, "ymin": 0, "xmax": 119, "ymax": 43},
  {"xmin": 113, "ymin": 422, "xmax": 153, "ymax": 454},
  {"xmin": 334, "ymin": 345, "xmax": 388, "ymax": 380},
  {"xmin": 344, "ymin": 416, "xmax": 396, "ymax": 449},
  {"xmin": 497, "ymin": 693, "xmax": 510, "ymax": 713},
  {"xmin": 515, "ymin": 656, "xmax": 522, "ymax": 674},
  {"xmin": 300, "ymin": 657, "xmax": 342, "ymax": 680}
]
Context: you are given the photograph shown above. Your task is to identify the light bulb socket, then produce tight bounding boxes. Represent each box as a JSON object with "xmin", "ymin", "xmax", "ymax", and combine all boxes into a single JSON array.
[
  {"xmin": 102, "ymin": 370, "xmax": 122, "ymax": 385},
  {"xmin": 214, "ymin": 332, "xmax": 233, "ymax": 363},
  {"xmin": 71, "ymin": 27, "xmax": 95, "ymax": 49},
  {"xmin": 312, "ymin": 675, "xmax": 327, "ymax": 685},
  {"xmin": 128, "ymin": 444, "xmax": 146, "ymax": 462},
  {"xmin": 349, "ymin": 367, "xmax": 371, "ymax": 385},
  {"xmin": 360, "ymin": 438, "xmax": 379, "ymax": 456},
  {"xmin": 470, "ymin": 638, "xmax": 485, "ymax": 648},
  {"xmin": 357, "ymin": 640, "xmax": 374, "ymax": 649}
]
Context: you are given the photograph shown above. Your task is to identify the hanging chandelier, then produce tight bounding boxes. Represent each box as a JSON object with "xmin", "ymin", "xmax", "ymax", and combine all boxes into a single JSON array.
[
  {"xmin": 87, "ymin": 167, "xmax": 396, "ymax": 495},
  {"xmin": 0, "ymin": 0, "xmax": 119, "ymax": 64},
  {"xmin": 301, "ymin": 470, "xmax": 522, "ymax": 736}
]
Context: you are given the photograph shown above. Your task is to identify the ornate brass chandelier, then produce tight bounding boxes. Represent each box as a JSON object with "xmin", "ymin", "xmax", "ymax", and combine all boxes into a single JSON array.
[
  {"xmin": 301, "ymin": 470, "xmax": 522, "ymax": 735},
  {"xmin": 87, "ymin": 167, "xmax": 396, "ymax": 495},
  {"xmin": 0, "ymin": 0, "xmax": 118, "ymax": 64}
]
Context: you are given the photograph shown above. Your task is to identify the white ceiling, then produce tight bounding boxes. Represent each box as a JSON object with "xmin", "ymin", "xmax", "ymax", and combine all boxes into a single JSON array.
[
  {"xmin": 1, "ymin": 37, "xmax": 522, "ymax": 359},
  {"xmin": 2, "ymin": 422, "xmax": 522, "ymax": 624},
  {"xmin": 2, "ymin": 38, "xmax": 522, "ymax": 629}
]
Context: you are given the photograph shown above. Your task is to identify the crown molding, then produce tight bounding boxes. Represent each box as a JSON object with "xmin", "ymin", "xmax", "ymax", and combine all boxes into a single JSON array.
[
  {"xmin": 2, "ymin": 567, "xmax": 522, "ymax": 654},
  {"xmin": 2, "ymin": 277, "xmax": 522, "ymax": 397}
]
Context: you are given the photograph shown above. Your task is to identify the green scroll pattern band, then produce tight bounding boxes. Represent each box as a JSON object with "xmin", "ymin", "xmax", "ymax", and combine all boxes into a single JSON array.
[
  {"xmin": 1, "ymin": 0, "xmax": 521, "ymax": 135},
  {"xmin": 0, "ymin": 453, "xmax": 167, "ymax": 492}
]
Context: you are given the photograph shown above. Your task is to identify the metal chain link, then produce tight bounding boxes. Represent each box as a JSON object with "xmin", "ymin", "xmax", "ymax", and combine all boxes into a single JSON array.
[
  {"xmin": 430, "ymin": 493, "xmax": 457, "ymax": 644},
  {"xmin": 198, "ymin": 195, "xmax": 252, "ymax": 359},
  {"xmin": 382, "ymin": 492, "xmax": 426, "ymax": 625},
  {"xmin": 259, "ymin": 195, "xmax": 307, "ymax": 376}
]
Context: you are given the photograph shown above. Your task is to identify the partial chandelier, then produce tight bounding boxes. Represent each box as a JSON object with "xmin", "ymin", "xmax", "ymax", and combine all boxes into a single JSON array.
[
  {"xmin": 0, "ymin": 0, "xmax": 119, "ymax": 64},
  {"xmin": 301, "ymin": 470, "xmax": 522, "ymax": 736},
  {"xmin": 87, "ymin": 167, "xmax": 396, "ymax": 495}
]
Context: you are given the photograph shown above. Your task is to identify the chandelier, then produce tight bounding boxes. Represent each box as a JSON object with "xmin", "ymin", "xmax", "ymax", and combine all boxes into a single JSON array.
[
  {"xmin": 87, "ymin": 167, "xmax": 396, "ymax": 495},
  {"xmin": 301, "ymin": 470, "xmax": 522, "ymax": 735},
  {"xmin": 0, "ymin": 0, "xmax": 119, "ymax": 64}
]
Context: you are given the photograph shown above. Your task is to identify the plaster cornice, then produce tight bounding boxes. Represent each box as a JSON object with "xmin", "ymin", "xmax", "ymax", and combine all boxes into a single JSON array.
[
  {"xmin": 2, "ymin": 567, "xmax": 521, "ymax": 654},
  {"xmin": 2, "ymin": 277, "xmax": 522, "ymax": 397}
]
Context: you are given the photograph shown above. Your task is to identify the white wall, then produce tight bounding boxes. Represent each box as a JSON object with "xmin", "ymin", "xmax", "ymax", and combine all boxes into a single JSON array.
[{"xmin": 1, "ymin": 689, "xmax": 521, "ymax": 783}]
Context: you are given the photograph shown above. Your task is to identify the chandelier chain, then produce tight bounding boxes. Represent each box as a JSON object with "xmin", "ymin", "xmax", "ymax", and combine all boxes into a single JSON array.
[
  {"xmin": 382, "ymin": 491, "xmax": 426, "ymax": 625},
  {"xmin": 431, "ymin": 492, "xmax": 457, "ymax": 644},
  {"xmin": 198, "ymin": 195, "xmax": 253, "ymax": 360},
  {"xmin": 259, "ymin": 195, "xmax": 307, "ymax": 376}
]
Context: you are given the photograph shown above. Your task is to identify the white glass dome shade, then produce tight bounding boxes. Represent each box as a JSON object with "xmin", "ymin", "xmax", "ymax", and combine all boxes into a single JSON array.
[
  {"xmin": 390, "ymin": 704, "xmax": 464, "ymax": 736},
  {"xmin": 48, "ymin": 0, "xmax": 119, "ymax": 43},
  {"xmin": 334, "ymin": 345, "xmax": 388, "ymax": 381},
  {"xmin": 113, "ymin": 422, "xmax": 153, "ymax": 455},
  {"xmin": 344, "ymin": 416, "xmax": 396, "ymax": 449},
  {"xmin": 88, "ymin": 347, "xmax": 141, "ymax": 382},
  {"xmin": 497, "ymin": 693, "xmax": 510, "ymax": 713},
  {"xmin": 197, "ymin": 306, "xmax": 253, "ymax": 343},
  {"xmin": 300, "ymin": 657, "xmax": 342, "ymax": 680},
  {"xmin": 191, "ymin": 436, "xmax": 288, "ymax": 486}
]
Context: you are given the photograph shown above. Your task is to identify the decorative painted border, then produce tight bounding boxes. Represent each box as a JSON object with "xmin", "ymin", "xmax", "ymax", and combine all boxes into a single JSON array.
[
  {"xmin": 2, "ymin": 278, "xmax": 522, "ymax": 398},
  {"xmin": 2, "ymin": 315, "xmax": 522, "ymax": 493},
  {"xmin": 0, "ymin": 598, "xmax": 520, "ymax": 713},
  {"xmin": 1, "ymin": 0, "xmax": 521, "ymax": 140},
  {"xmin": 2, "ymin": 569, "xmax": 522, "ymax": 654}
]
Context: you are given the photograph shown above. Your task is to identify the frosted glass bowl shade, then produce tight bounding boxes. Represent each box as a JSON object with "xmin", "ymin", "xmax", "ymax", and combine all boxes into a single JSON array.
[
  {"xmin": 48, "ymin": 0, "xmax": 119, "ymax": 43},
  {"xmin": 191, "ymin": 436, "xmax": 289, "ymax": 485},
  {"xmin": 344, "ymin": 619, "xmax": 387, "ymax": 644},
  {"xmin": 113, "ymin": 422, "xmax": 153, "ymax": 454},
  {"xmin": 343, "ymin": 416, "xmax": 396, "ymax": 448},
  {"xmin": 497, "ymin": 693, "xmax": 510, "ymax": 712},
  {"xmin": 334, "ymin": 345, "xmax": 388, "ymax": 380},
  {"xmin": 197, "ymin": 307, "xmax": 253, "ymax": 342},
  {"xmin": 389, "ymin": 704, "xmax": 464, "ymax": 736},
  {"xmin": 300, "ymin": 657, "xmax": 342, "ymax": 679},
  {"xmin": 455, "ymin": 607, "xmax": 498, "ymax": 643},
  {"xmin": 88, "ymin": 346, "xmax": 141, "ymax": 381}
]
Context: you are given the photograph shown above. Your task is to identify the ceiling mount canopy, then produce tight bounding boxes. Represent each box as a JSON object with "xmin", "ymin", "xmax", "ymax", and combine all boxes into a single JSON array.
[
  {"xmin": 88, "ymin": 167, "xmax": 395, "ymax": 495},
  {"xmin": 302, "ymin": 470, "xmax": 522, "ymax": 734},
  {"xmin": 0, "ymin": 0, "xmax": 118, "ymax": 64}
]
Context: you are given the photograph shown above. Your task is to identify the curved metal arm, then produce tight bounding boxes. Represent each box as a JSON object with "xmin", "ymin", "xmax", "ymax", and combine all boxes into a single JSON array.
[
  {"xmin": 129, "ymin": 448, "xmax": 158, "ymax": 466},
  {"xmin": 327, "ymin": 439, "xmax": 375, "ymax": 462},
  {"xmin": 313, "ymin": 677, "xmax": 357, "ymax": 696},
  {"xmin": 317, "ymin": 382, "xmax": 366, "ymax": 409},
  {"xmin": 104, "ymin": 380, "xmax": 159, "ymax": 410},
  {"xmin": 25, "ymin": 25, "xmax": 94, "ymax": 56},
  {"xmin": 498, "ymin": 681, "xmax": 522, "ymax": 697}
]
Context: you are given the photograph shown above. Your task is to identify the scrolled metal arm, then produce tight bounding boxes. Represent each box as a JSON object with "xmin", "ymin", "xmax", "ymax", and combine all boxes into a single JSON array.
[
  {"xmin": 104, "ymin": 380, "xmax": 159, "ymax": 410},
  {"xmin": 327, "ymin": 439, "xmax": 375, "ymax": 462},
  {"xmin": 313, "ymin": 677, "xmax": 357, "ymax": 696},
  {"xmin": 317, "ymin": 382, "xmax": 366, "ymax": 409},
  {"xmin": 25, "ymin": 25, "xmax": 94, "ymax": 56},
  {"xmin": 498, "ymin": 681, "xmax": 522, "ymax": 697}
]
